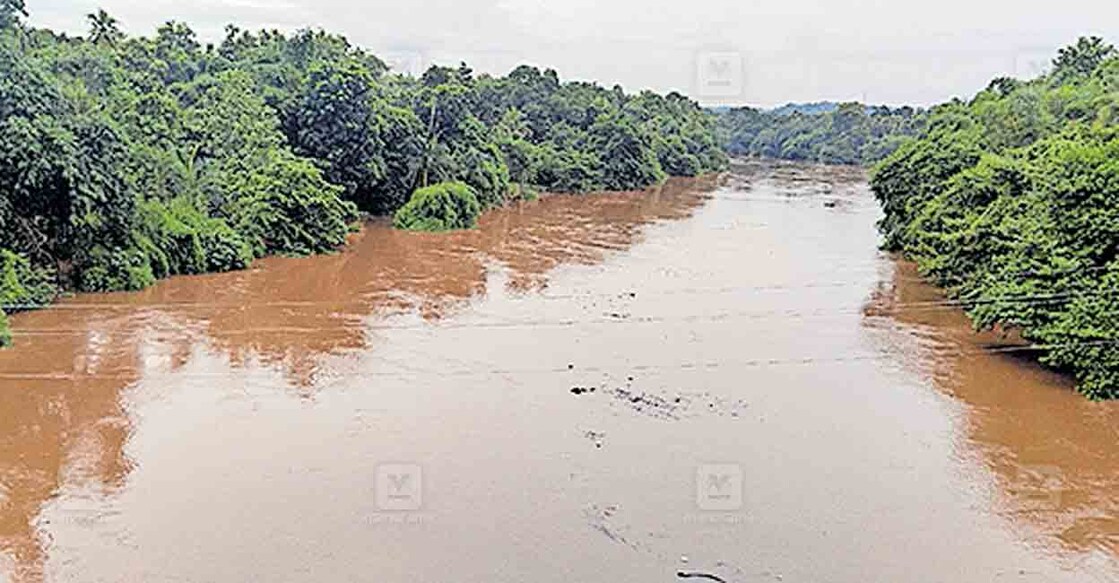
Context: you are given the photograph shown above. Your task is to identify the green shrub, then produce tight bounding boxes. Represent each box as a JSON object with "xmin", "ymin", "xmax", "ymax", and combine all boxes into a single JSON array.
[
  {"xmin": 1033, "ymin": 270, "xmax": 1119, "ymax": 400},
  {"xmin": 197, "ymin": 218, "xmax": 254, "ymax": 272},
  {"xmin": 138, "ymin": 198, "xmax": 254, "ymax": 277},
  {"xmin": 138, "ymin": 198, "xmax": 207, "ymax": 276},
  {"xmin": 0, "ymin": 248, "xmax": 57, "ymax": 310},
  {"xmin": 77, "ymin": 246, "xmax": 156, "ymax": 292},
  {"xmin": 393, "ymin": 181, "xmax": 482, "ymax": 232},
  {"xmin": 0, "ymin": 310, "xmax": 10, "ymax": 348},
  {"xmin": 225, "ymin": 154, "xmax": 358, "ymax": 256}
]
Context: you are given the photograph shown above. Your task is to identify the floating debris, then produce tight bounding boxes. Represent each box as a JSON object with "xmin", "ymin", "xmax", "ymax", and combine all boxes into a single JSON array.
[
  {"xmin": 583, "ymin": 430, "xmax": 606, "ymax": 448},
  {"xmin": 677, "ymin": 572, "xmax": 728, "ymax": 582},
  {"xmin": 583, "ymin": 504, "xmax": 644, "ymax": 551}
]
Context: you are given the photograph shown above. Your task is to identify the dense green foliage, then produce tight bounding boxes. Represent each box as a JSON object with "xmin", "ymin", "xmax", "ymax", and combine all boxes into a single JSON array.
[
  {"xmin": 871, "ymin": 37, "xmax": 1119, "ymax": 399},
  {"xmin": 0, "ymin": 9, "xmax": 726, "ymax": 344},
  {"xmin": 393, "ymin": 181, "xmax": 481, "ymax": 231},
  {"xmin": 716, "ymin": 102, "xmax": 926, "ymax": 165},
  {"xmin": 0, "ymin": 15, "xmax": 362, "ymax": 301},
  {"xmin": 0, "ymin": 248, "xmax": 52, "ymax": 347}
]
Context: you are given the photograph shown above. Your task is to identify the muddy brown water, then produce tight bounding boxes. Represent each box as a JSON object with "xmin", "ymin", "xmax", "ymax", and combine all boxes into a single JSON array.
[{"xmin": 0, "ymin": 160, "xmax": 1115, "ymax": 582}]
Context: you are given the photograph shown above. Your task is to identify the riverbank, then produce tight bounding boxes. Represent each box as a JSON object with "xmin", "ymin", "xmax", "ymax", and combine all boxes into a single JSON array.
[
  {"xmin": 1, "ymin": 14, "xmax": 726, "ymax": 350},
  {"xmin": 871, "ymin": 38, "xmax": 1119, "ymax": 399},
  {"xmin": 0, "ymin": 175, "xmax": 723, "ymax": 350}
]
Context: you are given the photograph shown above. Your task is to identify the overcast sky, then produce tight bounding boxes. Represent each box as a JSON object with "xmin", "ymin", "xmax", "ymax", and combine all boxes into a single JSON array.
[{"xmin": 25, "ymin": 0, "xmax": 1119, "ymax": 107}]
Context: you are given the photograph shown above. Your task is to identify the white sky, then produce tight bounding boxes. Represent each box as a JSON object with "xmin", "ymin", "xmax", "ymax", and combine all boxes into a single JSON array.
[{"xmin": 25, "ymin": 0, "xmax": 1119, "ymax": 107}]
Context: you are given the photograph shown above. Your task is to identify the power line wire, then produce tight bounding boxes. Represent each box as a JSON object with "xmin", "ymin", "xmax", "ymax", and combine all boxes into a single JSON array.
[
  {"xmin": 0, "ymin": 340, "xmax": 1114, "ymax": 383},
  {"xmin": 5, "ymin": 287, "xmax": 1119, "ymax": 337},
  {"xmin": 2, "ymin": 279, "xmax": 1114, "ymax": 313}
]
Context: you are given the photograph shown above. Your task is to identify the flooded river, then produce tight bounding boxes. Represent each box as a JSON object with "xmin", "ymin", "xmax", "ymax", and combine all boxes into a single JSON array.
[{"xmin": 0, "ymin": 160, "xmax": 1115, "ymax": 582}]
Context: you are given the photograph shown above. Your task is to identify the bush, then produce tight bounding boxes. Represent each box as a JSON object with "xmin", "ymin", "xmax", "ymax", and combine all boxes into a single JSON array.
[
  {"xmin": 138, "ymin": 198, "xmax": 207, "ymax": 276},
  {"xmin": 197, "ymin": 219, "xmax": 254, "ymax": 272},
  {"xmin": 138, "ymin": 198, "xmax": 253, "ymax": 276},
  {"xmin": 0, "ymin": 248, "xmax": 57, "ymax": 311},
  {"xmin": 1034, "ymin": 270, "xmax": 1119, "ymax": 400},
  {"xmin": 77, "ymin": 246, "xmax": 156, "ymax": 292},
  {"xmin": 225, "ymin": 154, "xmax": 358, "ymax": 256},
  {"xmin": 0, "ymin": 310, "xmax": 9, "ymax": 348},
  {"xmin": 393, "ymin": 181, "xmax": 482, "ymax": 232}
]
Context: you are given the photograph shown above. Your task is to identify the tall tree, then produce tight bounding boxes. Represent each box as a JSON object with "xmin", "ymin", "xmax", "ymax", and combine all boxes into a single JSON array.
[
  {"xmin": 87, "ymin": 9, "xmax": 123, "ymax": 46},
  {"xmin": 1053, "ymin": 36, "xmax": 1116, "ymax": 80}
]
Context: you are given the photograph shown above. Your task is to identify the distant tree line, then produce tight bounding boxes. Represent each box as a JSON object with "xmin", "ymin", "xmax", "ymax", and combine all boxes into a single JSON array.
[
  {"xmin": 715, "ymin": 102, "xmax": 926, "ymax": 165},
  {"xmin": 872, "ymin": 37, "xmax": 1119, "ymax": 399},
  {"xmin": 0, "ymin": 3, "xmax": 726, "ymax": 345}
]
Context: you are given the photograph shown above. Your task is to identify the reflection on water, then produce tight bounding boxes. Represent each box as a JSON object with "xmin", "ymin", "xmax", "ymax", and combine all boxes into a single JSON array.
[
  {"xmin": 0, "ymin": 176, "xmax": 717, "ymax": 581},
  {"xmin": 864, "ymin": 261, "xmax": 1119, "ymax": 560}
]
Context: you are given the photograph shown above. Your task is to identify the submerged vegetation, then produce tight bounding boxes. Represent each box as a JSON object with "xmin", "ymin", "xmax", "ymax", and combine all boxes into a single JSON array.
[
  {"xmin": 393, "ymin": 182, "xmax": 481, "ymax": 232},
  {"xmin": 872, "ymin": 37, "xmax": 1119, "ymax": 399},
  {"xmin": 0, "ymin": 4, "xmax": 726, "ymax": 345},
  {"xmin": 715, "ymin": 102, "xmax": 926, "ymax": 165}
]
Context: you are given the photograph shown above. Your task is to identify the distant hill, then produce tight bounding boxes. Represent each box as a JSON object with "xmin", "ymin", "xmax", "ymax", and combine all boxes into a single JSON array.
[
  {"xmin": 706, "ymin": 102, "xmax": 900, "ymax": 117},
  {"xmin": 769, "ymin": 102, "xmax": 841, "ymax": 116},
  {"xmin": 711, "ymin": 102, "xmax": 927, "ymax": 165},
  {"xmin": 768, "ymin": 102, "xmax": 904, "ymax": 116}
]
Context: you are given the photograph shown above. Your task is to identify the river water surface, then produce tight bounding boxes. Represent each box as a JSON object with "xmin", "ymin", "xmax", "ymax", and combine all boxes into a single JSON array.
[{"xmin": 0, "ymin": 160, "xmax": 1116, "ymax": 582}]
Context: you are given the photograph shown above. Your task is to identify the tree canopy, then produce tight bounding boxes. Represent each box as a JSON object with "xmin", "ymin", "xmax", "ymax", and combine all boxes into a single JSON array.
[{"xmin": 871, "ymin": 37, "xmax": 1119, "ymax": 399}]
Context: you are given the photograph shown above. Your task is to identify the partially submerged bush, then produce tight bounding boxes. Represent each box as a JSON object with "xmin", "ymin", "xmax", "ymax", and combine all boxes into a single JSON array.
[
  {"xmin": 393, "ymin": 181, "xmax": 482, "ymax": 232},
  {"xmin": 0, "ymin": 248, "xmax": 57, "ymax": 347},
  {"xmin": 0, "ymin": 249, "xmax": 57, "ymax": 310},
  {"xmin": 138, "ymin": 198, "xmax": 254, "ymax": 277},
  {"xmin": 225, "ymin": 155, "xmax": 359, "ymax": 256},
  {"xmin": 138, "ymin": 199, "xmax": 207, "ymax": 277},
  {"xmin": 77, "ymin": 246, "xmax": 156, "ymax": 293},
  {"xmin": 197, "ymin": 219, "xmax": 255, "ymax": 272},
  {"xmin": 0, "ymin": 310, "xmax": 10, "ymax": 348}
]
